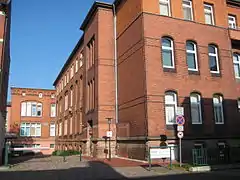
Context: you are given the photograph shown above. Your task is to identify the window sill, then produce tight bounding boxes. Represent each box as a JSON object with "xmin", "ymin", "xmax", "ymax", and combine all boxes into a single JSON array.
[
  {"xmin": 215, "ymin": 123, "xmax": 224, "ymax": 125},
  {"xmin": 163, "ymin": 67, "xmax": 176, "ymax": 73},
  {"xmin": 211, "ymin": 72, "xmax": 221, "ymax": 77},
  {"xmin": 188, "ymin": 70, "xmax": 200, "ymax": 75}
]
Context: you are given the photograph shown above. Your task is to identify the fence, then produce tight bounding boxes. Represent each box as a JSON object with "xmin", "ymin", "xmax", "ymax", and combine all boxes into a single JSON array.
[{"xmin": 192, "ymin": 147, "xmax": 240, "ymax": 166}]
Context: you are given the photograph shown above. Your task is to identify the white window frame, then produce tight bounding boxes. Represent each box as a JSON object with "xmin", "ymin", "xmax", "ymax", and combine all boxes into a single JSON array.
[
  {"xmin": 237, "ymin": 99, "xmax": 240, "ymax": 112},
  {"xmin": 233, "ymin": 53, "xmax": 240, "ymax": 79},
  {"xmin": 20, "ymin": 123, "xmax": 41, "ymax": 137},
  {"xmin": 75, "ymin": 60, "xmax": 78, "ymax": 73},
  {"xmin": 208, "ymin": 45, "xmax": 220, "ymax": 74},
  {"xmin": 162, "ymin": 37, "xmax": 175, "ymax": 69},
  {"xmin": 204, "ymin": 4, "xmax": 215, "ymax": 25},
  {"xmin": 50, "ymin": 104, "xmax": 56, "ymax": 117},
  {"xmin": 65, "ymin": 94, "xmax": 68, "ymax": 110},
  {"xmin": 182, "ymin": 0, "xmax": 193, "ymax": 21},
  {"xmin": 228, "ymin": 15, "xmax": 237, "ymax": 29},
  {"xmin": 70, "ymin": 89, "xmax": 73, "ymax": 107},
  {"xmin": 186, "ymin": 41, "xmax": 198, "ymax": 71},
  {"xmin": 159, "ymin": 0, "xmax": 171, "ymax": 16},
  {"xmin": 50, "ymin": 123, "xmax": 55, "ymax": 137},
  {"xmin": 165, "ymin": 92, "xmax": 177, "ymax": 125},
  {"xmin": 59, "ymin": 122, "xmax": 62, "ymax": 136},
  {"xmin": 190, "ymin": 93, "xmax": 202, "ymax": 124},
  {"xmin": 213, "ymin": 95, "xmax": 224, "ymax": 124},
  {"xmin": 21, "ymin": 102, "xmax": 42, "ymax": 117}
]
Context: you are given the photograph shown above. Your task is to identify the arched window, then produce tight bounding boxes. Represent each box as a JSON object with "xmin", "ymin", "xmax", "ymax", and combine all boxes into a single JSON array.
[
  {"xmin": 213, "ymin": 94, "xmax": 224, "ymax": 124},
  {"xmin": 165, "ymin": 91, "xmax": 177, "ymax": 124},
  {"xmin": 208, "ymin": 45, "xmax": 220, "ymax": 73},
  {"xmin": 21, "ymin": 102, "xmax": 42, "ymax": 117},
  {"xmin": 162, "ymin": 37, "xmax": 174, "ymax": 68},
  {"xmin": 186, "ymin": 41, "xmax": 198, "ymax": 71},
  {"xmin": 233, "ymin": 53, "xmax": 240, "ymax": 79},
  {"xmin": 190, "ymin": 93, "xmax": 202, "ymax": 124}
]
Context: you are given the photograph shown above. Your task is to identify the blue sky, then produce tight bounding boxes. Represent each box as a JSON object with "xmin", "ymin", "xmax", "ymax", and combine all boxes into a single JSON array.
[{"xmin": 9, "ymin": 0, "xmax": 113, "ymax": 99}]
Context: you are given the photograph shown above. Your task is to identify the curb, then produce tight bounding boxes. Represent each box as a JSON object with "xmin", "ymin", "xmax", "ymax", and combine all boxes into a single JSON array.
[{"xmin": 189, "ymin": 164, "xmax": 240, "ymax": 172}]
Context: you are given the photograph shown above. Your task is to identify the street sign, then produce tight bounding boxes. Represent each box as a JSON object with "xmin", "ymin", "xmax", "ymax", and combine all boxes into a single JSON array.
[
  {"xmin": 150, "ymin": 148, "xmax": 171, "ymax": 159},
  {"xmin": 176, "ymin": 115, "xmax": 185, "ymax": 126},
  {"xmin": 177, "ymin": 125, "xmax": 184, "ymax": 132},
  {"xmin": 177, "ymin": 132, "xmax": 184, "ymax": 139},
  {"xmin": 106, "ymin": 131, "xmax": 113, "ymax": 138},
  {"xmin": 176, "ymin": 107, "xmax": 184, "ymax": 116}
]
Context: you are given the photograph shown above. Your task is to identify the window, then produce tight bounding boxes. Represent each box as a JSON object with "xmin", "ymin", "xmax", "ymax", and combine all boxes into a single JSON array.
[
  {"xmin": 186, "ymin": 41, "xmax": 198, "ymax": 71},
  {"xmin": 64, "ymin": 75, "xmax": 67, "ymax": 86},
  {"xmin": 213, "ymin": 95, "xmax": 224, "ymax": 124},
  {"xmin": 80, "ymin": 53, "xmax": 83, "ymax": 68},
  {"xmin": 165, "ymin": 92, "xmax": 177, "ymax": 124},
  {"xmin": 50, "ymin": 104, "xmax": 56, "ymax": 117},
  {"xmin": 237, "ymin": 98, "xmax": 240, "ymax": 112},
  {"xmin": 160, "ymin": 0, "xmax": 171, "ymax": 16},
  {"xmin": 39, "ymin": 93, "xmax": 43, "ymax": 98},
  {"xmin": 75, "ymin": 60, "xmax": 78, "ymax": 73},
  {"xmin": 228, "ymin": 15, "xmax": 237, "ymax": 29},
  {"xmin": 59, "ymin": 122, "xmax": 62, "ymax": 136},
  {"xmin": 204, "ymin": 4, "xmax": 214, "ymax": 25},
  {"xmin": 65, "ymin": 93, "xmax": 68, "ymax": 110},
  {"xmin": 56, "ymin": 123, "xmax": 58, "ymax": 136},
  {"xmin": 233, "ymin": 53, "xmax": 240, "ymax": 79},
  {"xmin": 51, "ymin": 94, "xmax": 55, "ymax": 99},
  {"xmin": 70, "ymin": 65, "xmax": 74, "ymax": 79},
  {"xmin": 50, "ymin": 144, "xmax": 55, "ymax": 149},
  {"xmin": 194, "ymin": 143, "xmax": 204, "ymax": 149},
  {"xmin": 208, "ymin": 45, "xmax": 219, "ymax": 73},
  {"xmin": 64, "ymin": 120, "xmax": 67, "ymax": 135},
  {"xmin": 162, "ymin": 37, "xmax": 174, "ymax": 68},
  {"xmin": 87, "ymin": 38, "xmax": 95, "ymax": 69},
  {"xmin": 50, "ymin": 123, "xmax": 55, "ymax": 137},
  {"xmin": 20, "ymin": 123, "xmax": 41, "ymax": 137},
  {"xmin": 70, "ymin": 117, "xmax": 73, "ymax": 135},
  {"xmin": 183, "ymin": 0, "xmax": 193, "ymax": 21},
  {"xmin": 190, "ymin": 93, "xmax": 202, "ymax": 124},
  {"xmin": 70, "ymin": 88, "xmax": 73, "ymax": 107},
  {"xmin": 21, "ymin": 102, "xmax": 42, "ymax": 117}
]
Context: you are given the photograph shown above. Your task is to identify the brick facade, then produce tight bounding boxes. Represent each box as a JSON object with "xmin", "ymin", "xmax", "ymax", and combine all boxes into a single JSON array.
[
  {"xmin": 9, "ymin": 88, "xmax": 56, "ymax": 155},
  {"xmin": 54, "ymin": 0, "xmax": 240, "ymax": 161}
]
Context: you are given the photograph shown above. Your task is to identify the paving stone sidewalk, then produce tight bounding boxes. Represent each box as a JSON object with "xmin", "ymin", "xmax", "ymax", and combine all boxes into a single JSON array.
[{"xmin": 0, "ymin": 155, "xmax": 187, "ymax": 180}]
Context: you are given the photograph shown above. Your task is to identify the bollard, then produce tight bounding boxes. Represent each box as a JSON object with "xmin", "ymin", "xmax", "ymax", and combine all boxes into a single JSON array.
[
  {"xmin": 63, "ymin": 155, "xmax": 66, "ymax": 162},
  {"xmin": 4, "ymin": 142, "xmax": 9, "ymax": 167},
  {"xmin": 79, "ymin": 150, "xmax": 82, "ymax": 162}
]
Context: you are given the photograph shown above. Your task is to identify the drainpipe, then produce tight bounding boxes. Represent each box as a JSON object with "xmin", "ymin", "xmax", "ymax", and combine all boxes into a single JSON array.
[
  {"xmin": 113, "ymin": 4, "xmax": 118, "ymax": 125},
  {"xmin": 112, "ymin": 4, "xmax": 119, "ymax": 156}
]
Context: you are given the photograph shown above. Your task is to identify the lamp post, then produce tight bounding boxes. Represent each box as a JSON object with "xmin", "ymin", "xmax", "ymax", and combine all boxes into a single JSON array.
[{"xmin": 106, "ymin": 118, "xmax": 112, "ymax": 161}]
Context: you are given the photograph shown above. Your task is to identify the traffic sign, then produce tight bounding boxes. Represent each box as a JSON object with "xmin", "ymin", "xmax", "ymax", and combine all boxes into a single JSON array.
[
  {"xmin": 177, "ymin": 132, "xmax": 184, "ymax": 139},
  {"xmin": 176, "ymin": 107, "xmax": 184, "ymax": 116},
  {"xmin": 106, "ymin": 131, "xmax": 113, "ymax": 138},
  {"xmin": 176, "ymin": 115, "xmax": 185, "ymax": 126},
  {"xmin": 177, "ymin": 125, "xmax": 184, "ymax": 132}
]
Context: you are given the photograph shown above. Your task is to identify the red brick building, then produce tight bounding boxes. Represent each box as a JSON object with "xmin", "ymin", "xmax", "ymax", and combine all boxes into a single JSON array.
[
  {"xmin": 54, "ymin": 0, "xmax": 240, "ymax": 160},
  {"xmin": 0, "ymin": 0, "xmax": 11, "ymax": 165},
  {"xmin": 9, "ymin": 87, "xmax": 56, "ymax": 155}
]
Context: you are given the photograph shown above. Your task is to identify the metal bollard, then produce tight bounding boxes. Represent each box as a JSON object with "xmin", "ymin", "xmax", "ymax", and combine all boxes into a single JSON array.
[
  {"xmin": 63, "ymin": 155, "xmax": 66, "ymax": 162},
  {"xmin": 4, "ymin": 142, "xmax": 9, "ymax": 167},
  {"xmin": 79, "ymin": 150, "xmax": 82, "ymax": 161}
]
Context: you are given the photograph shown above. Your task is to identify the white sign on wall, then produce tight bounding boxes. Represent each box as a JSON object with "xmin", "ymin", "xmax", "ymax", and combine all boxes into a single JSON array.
[{"xmin": 150, "ymin": 148, "xmax": 171, "ymax": 159}]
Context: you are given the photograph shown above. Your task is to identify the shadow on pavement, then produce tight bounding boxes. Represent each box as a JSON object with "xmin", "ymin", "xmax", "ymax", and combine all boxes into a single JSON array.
[
  {"xmin": 9, "ymin": 154, "xmax": 51, "ymax": 165},
  {"xmin": 0, "ymin": 160, "xmax": 239, "ymax": 180}
]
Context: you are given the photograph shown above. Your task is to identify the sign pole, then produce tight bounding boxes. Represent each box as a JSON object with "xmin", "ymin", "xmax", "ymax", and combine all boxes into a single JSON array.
[{"xmin": 180, "ymin": 138, "xmax": 182, "ymax": 167}]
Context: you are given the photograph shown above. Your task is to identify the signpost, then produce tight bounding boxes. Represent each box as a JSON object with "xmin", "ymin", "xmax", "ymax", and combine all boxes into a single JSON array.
[
  {"xmin": 176, "ymin": 107, "xmax": 185, "ymax": 167},
  {"xmin": 148, "ymin": 146, "xmax": 173, "ymax": 171}
]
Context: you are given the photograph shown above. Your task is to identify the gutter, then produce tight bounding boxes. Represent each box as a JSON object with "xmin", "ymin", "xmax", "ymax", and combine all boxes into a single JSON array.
[{"xmin": 112, "ymin": 4, "xmax": 118, "ymax": 124}]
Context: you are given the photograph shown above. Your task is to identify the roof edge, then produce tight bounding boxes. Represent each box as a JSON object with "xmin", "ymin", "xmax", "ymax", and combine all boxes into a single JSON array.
[
  {"xmin": 53, "ymin": 35, "xmax": 84, "ymax": 86},
  {"xmin": 80, "ymin": 1, "xmax": 113, "ymax": 31},
  {"xmin": 11, "ymin": 87, "xmax": 55, "ymax": 91}
]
